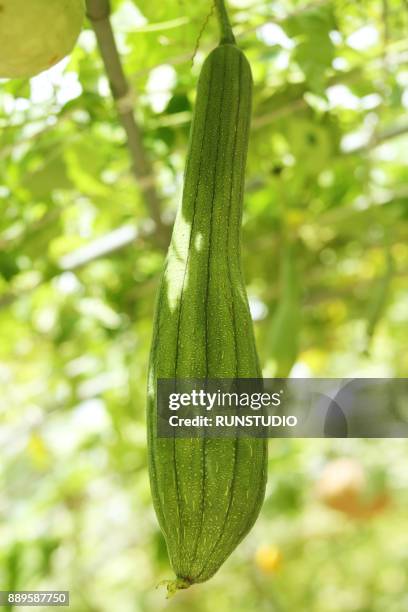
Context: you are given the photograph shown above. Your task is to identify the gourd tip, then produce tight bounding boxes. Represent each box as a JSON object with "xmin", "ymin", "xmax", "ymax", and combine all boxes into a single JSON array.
[{"xmin": 157, "ymin": 577, "xmax": 192, "ymax": 598}]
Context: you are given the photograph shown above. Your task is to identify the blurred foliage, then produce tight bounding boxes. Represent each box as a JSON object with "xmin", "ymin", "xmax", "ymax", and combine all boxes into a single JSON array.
[{"xmin": 0, "ymin": 0, "xmax": 407, "ymax": 610}]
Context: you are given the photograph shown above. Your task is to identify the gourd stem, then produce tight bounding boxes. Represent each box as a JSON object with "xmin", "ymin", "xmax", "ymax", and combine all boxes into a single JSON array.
[{"xmin": 214, "ymin": 0, "xmax": 236, "ymax": 45}]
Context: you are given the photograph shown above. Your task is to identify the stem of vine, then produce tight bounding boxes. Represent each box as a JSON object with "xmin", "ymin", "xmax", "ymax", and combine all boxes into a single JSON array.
[{"xmin": 214, "ymin": 0, "xmax": 236, "ymax": 44}]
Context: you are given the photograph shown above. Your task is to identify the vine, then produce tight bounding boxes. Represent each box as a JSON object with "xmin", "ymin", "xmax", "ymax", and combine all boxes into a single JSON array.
[{"xmin": 214, "ymin": 0, "xmax": 236, "ymax": 44}]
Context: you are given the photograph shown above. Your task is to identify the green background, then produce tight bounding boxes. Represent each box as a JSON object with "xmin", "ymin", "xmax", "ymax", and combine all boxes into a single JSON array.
[{"xmin": 0, "ymin": 0, "xmax": 407, "ymax": 610}]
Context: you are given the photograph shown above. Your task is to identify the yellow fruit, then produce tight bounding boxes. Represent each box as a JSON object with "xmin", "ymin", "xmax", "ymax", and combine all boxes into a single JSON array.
[
  {"xmin": 255, "ymin": 545, "xmax": 282, "ymax": 574},
  {"xmin": 316, "ymin": 458, "xmax": 390, "ymax": 519},
  {"xmin": 0, "ymin": 0, "xmax": 84, "ymax": 78}
]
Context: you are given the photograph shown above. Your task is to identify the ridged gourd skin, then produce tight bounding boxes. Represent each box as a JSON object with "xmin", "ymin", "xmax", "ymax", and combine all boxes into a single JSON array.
[{"xmin": 147, "ymin": 42, "xmax": 268, "ymax": 589}]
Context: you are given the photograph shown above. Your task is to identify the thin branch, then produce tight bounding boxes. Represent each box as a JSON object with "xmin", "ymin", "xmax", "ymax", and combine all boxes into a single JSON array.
[
  {"xmin": 382, "ymin": 0, "xmax": 390, "ymax": 50},
  {"xmin": 0, "ymin": 222, "xmax": 156, "ymax": 310},
  {"xmin": 85, "ymin": 0, "xmax": 170, "ymax": 248},
  {"xmin": 346, "ymin": 122, "xmax": 408, "ymax": 154},
  {"xmin": 58, "ymin": 224, "xmax": 139, "ymax": 270}
]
